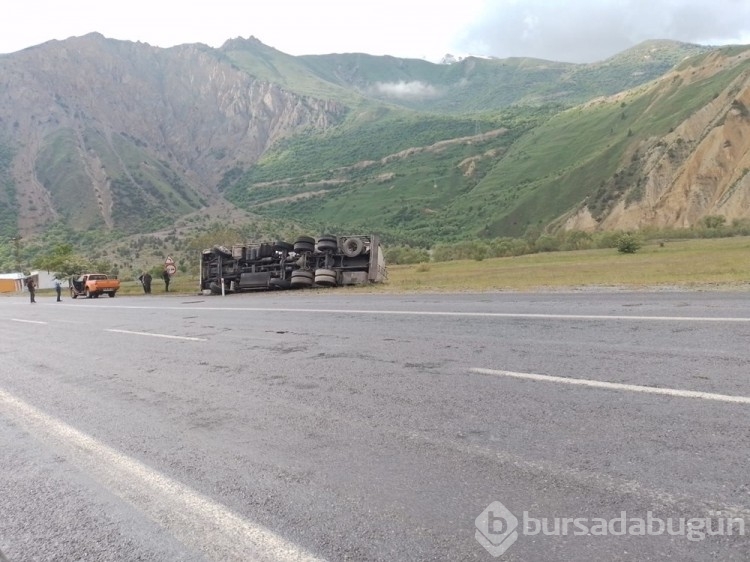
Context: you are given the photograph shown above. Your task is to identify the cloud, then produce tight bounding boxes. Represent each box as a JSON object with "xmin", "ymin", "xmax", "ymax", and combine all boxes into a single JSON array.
[
  {"xmin": 456, "ymin": 0, "xmax": 750, "ymax": 63},
  {"xmin": 372, "ymin": 81, "xmax": 440, "ymax": 99}
]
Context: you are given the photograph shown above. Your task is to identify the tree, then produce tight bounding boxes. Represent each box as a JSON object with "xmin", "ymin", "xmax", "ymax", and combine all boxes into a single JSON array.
[{"xmin": 33, "ymin": 244, "xmax": 91, "ymax": 278}]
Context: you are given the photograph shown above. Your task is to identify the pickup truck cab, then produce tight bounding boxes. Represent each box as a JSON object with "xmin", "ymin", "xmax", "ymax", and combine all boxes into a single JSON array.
[{"xmin": 70, "ymin": 273, "xmax": 120, "ymax": 298}]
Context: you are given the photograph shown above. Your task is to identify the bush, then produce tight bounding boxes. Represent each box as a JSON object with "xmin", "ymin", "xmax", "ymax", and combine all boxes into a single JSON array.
[
  {"xmin": 616, "ymin": 233, "xmax": 642, "ymax": 254},
  {"xmin": 385, "ymin": 246, "xmax": 430, "ymax": 264},
  {"xmin": 702, "ymin": 215, "xmax": 726, "ymax": 229},
  {"xmin": 535, "ymin": 235, "xmax": 560, "ymax": 252}
]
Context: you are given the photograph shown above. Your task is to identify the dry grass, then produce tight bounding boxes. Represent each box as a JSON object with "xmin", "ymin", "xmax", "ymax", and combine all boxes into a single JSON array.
[{"xmin": 379, "ymin": 237, "xmax": 750, "ymax": 293}]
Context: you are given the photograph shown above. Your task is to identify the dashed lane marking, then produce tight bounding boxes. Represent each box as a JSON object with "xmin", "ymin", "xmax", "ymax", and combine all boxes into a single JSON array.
[
  {"xmin": 105, "ymin": 329, "xmax": 207, "ymax": 341},
  {"xmin": 471, "ymin": 368, "xmax": 750, "ymax": 404}
]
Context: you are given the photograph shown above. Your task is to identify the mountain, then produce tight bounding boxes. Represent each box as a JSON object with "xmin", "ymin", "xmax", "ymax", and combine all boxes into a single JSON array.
[
  {"xmin": 0, "ymin": 33, "xmax": 745, "ymax": 250},
  {"xmin": 0, "ymin": 34, "xmax": 346, "ymax": 237}
]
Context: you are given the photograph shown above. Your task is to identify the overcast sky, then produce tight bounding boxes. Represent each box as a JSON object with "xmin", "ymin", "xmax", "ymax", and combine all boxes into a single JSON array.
[{"xmin": 3, "ymin": 0, "xmax": 750, "ymax": 63}]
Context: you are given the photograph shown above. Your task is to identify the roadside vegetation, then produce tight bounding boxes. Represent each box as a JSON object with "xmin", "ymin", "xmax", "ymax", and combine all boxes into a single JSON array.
[
  {"xmin": 384, "ymin": 216, "xmax": 750, "ymax": 263},
  {"xmin": 382, "ymin": 236, "xmax": 750, "ymax": 293}
]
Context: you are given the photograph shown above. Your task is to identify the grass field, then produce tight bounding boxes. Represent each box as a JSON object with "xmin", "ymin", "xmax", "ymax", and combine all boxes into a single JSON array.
[{"xmin": 380, "ymin": 237, "xmax": 750, "ymax": 293}]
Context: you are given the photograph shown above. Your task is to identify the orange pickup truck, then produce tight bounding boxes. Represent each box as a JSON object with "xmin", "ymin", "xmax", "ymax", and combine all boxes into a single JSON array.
[{"xmin": 69, "ymin": 273, "xmax": 121, "ymax": 298}]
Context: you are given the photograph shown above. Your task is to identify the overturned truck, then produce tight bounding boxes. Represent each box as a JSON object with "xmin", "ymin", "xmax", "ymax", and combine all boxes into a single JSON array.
[{"xmin": 200, "ymin": 234, "xmax": 386, "ymax": 294}]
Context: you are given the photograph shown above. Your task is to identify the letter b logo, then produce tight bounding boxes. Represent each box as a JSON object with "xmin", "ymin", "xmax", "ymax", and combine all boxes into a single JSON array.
[{"xmin": 475, "ymin": 501, "xmax": 519, "ymax": 557}]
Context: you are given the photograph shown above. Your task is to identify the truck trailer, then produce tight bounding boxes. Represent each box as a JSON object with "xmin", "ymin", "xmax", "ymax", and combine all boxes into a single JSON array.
[{"xmin": 200, "ymin": 234, "xmax": 386, "ymax": 294}]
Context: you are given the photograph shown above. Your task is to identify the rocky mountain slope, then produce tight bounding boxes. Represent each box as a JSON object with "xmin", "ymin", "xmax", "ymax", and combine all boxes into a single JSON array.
[
  {"xmin": 0, "ymin": 34, "xmax": 345, "ymax": 236},
  {"xmin": 563, "ymin": 48, "xmax": 750, "ymax": 232}
]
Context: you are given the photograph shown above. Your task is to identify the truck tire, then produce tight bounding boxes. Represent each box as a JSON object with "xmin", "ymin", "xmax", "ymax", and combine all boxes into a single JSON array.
[
  {"xmin": 316, "ymin": 236, "xmax": 338, "ymax": 252},
  {"xmin": 71, "ymin": 289, "xmax": 77, "ymax": 299},
  {"xmin": 294, "ymin": 236, "xmax": 315, "ymax": 253},
  {"xmin": 314, "ymin": 268, "xmax": 337, "ymax": 286},
  {"xmin": 290, "ymin": 270, "xmax": 314, "ymax": 288},
  {"xmin": 342, "ymin": 237, "xmax": 364, "ymax": 257},
  {"xmin": 109, "ymin": 292, "xmax": 116, "ymax": 298}
]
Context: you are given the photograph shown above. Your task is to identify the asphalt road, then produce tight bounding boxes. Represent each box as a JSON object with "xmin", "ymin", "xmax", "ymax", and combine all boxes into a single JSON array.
[{"xmin": 0, "ymin": 290, "xmax": 749, "ymax": 561}]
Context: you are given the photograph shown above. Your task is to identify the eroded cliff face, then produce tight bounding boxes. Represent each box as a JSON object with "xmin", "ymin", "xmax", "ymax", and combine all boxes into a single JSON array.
[
  {"xmin": 0, "ymin": 34, "xmax": 346, "ymax": 234},
  {"xmin": 564, "ymin": 50, "xmax": 750, "ymax": 232}
]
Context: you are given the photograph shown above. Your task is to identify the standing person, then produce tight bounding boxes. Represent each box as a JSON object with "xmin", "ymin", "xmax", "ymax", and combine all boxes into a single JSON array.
[
  {"xmin": 162, "ymin": 269, "xmax": 170, "ymax": 292},
  {"xmin": 138, "ymin": 272, "xmax": 152, "ymax": 294},
  {"xmin": 143, "ymin": 272, "xmax": 152, "ymax": 294},
  {"xmin": 54, "ymin": 279, "xmax": 62, "ymax": 302},
  {"xmin": 25, "ymin": 277, "xmax": 36, "ymax": 303}
]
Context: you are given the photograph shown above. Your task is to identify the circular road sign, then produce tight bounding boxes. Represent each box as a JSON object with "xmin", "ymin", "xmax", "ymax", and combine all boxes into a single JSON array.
[{"xmin": 165, "ymin": 264, "xmax": 177, "ymax": 275}]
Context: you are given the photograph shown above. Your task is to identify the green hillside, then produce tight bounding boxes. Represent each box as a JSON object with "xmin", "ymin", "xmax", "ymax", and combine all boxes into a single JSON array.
[
  {"xmin": 294, "ymin": 40, "xmax": 710, "ymax": 113},
  {"xmin": 225, "ymin": 45, "xmax": 750, "ymax": 245},
  {"xmin": 36, "ymin": 128, "xmax": 208, "ymax": 234},
  {"xmin": 224, "ymin": 105, "xmax": 561, "ymax": 245},
  {"xmin": 0, "ymin": 140, "xmax": 18, "ymax": 238},
  {"xmin": 465, "ymin": 52, "xmax": 750, "ymax": 237}
]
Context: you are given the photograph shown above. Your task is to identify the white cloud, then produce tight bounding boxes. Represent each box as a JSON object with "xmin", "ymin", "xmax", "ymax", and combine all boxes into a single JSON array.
[{"xmin": 373, "ymin": 81, "xmax": 440, "ymax": 99}]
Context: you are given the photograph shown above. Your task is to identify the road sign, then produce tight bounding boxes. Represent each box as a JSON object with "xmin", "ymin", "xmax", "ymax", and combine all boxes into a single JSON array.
[
  {"xmin": 165, "ymin": 256, "xmax": 175, "ymax": 265},
  {"xmin": 165, "ymin": 264, "xmax": 176, "ymax": 275}
]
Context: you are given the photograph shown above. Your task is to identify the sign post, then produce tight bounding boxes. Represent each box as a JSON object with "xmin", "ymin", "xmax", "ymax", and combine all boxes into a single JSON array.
[{"xmin": 164, "ymin": 256, "xmax": 176, "ymax": 276}]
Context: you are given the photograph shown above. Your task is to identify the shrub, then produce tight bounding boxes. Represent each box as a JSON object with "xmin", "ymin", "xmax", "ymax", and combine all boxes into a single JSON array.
[
  {"xmin": 701, "ymin": 215, "xmax": 726, "ymax": 229},
  {"xmin": 616, "ymin": 233, "xmax": 642, "ymax": 254},
  {"xmin": 385, "ymin": 246, "xmax": 430, "ymax": 264}
]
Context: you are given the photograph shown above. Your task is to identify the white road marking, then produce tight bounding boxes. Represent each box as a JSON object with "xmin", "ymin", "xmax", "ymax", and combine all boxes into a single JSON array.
[
  {"xmin": 0, "ymin": 388, "xmax": 324, "ymax": 561},
  {"xmin": 105, "ymin": 329, "xmax": 207, "ymax": 341},
  {"xmin": 11, "ymin": 318, "xmax": 47, "ymax": 324},
  {"xmin": 58, "ymin": 305, "xmax": 750, "ymax": 323},
  {"xmin": 471, "ymin": 368, "xmax": 750, "ymax": 404}
]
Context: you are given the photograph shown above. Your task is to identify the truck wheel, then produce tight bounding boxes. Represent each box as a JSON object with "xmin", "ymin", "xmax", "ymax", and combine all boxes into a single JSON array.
[
  {"xmin": 290, "ymin": 270, "xmax": 314, "ymax": 288},
  {"xmin": 294, "ymin": 238, "xmax": 315, "ymax": 253},
  {"xmin": 316, "ymin": 236, "xmax": 338, "ymax": 252},
  {"xmin": 71, "ymin": 289, "xmax": 77, "ymax": 299},
  {"xmin": 314, "ymin": 268, "xmax": 337, "ymax": 286},
  {"xmin": 108, "ymin": 292, "xmax": 116, "ymax": 298},
  {"xmin": 342, "ymin": 237, "xmax": 364, "ymax": 257}
]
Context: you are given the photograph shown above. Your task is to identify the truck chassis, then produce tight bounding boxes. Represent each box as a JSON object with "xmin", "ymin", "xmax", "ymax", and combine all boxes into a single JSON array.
[{"xmin": 200, "ymin": 234, "xmax": 386, "ymax": 294}]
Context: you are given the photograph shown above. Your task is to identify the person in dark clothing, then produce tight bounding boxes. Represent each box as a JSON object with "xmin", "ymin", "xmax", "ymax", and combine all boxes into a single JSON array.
[
  {"xmin": 162, "ymin": 270, "xmax": 170, "ymax": 292},
  {"xmin": 25, "ymin": 277, "xmax": 36, "ymax": 303},
  {"xmin": 54, "ymin": 279, "xmax": 62, "ymax": 302},
  {"xmin": 138, "ymin": 272, "xmax": 152, "ymax": 294}
]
